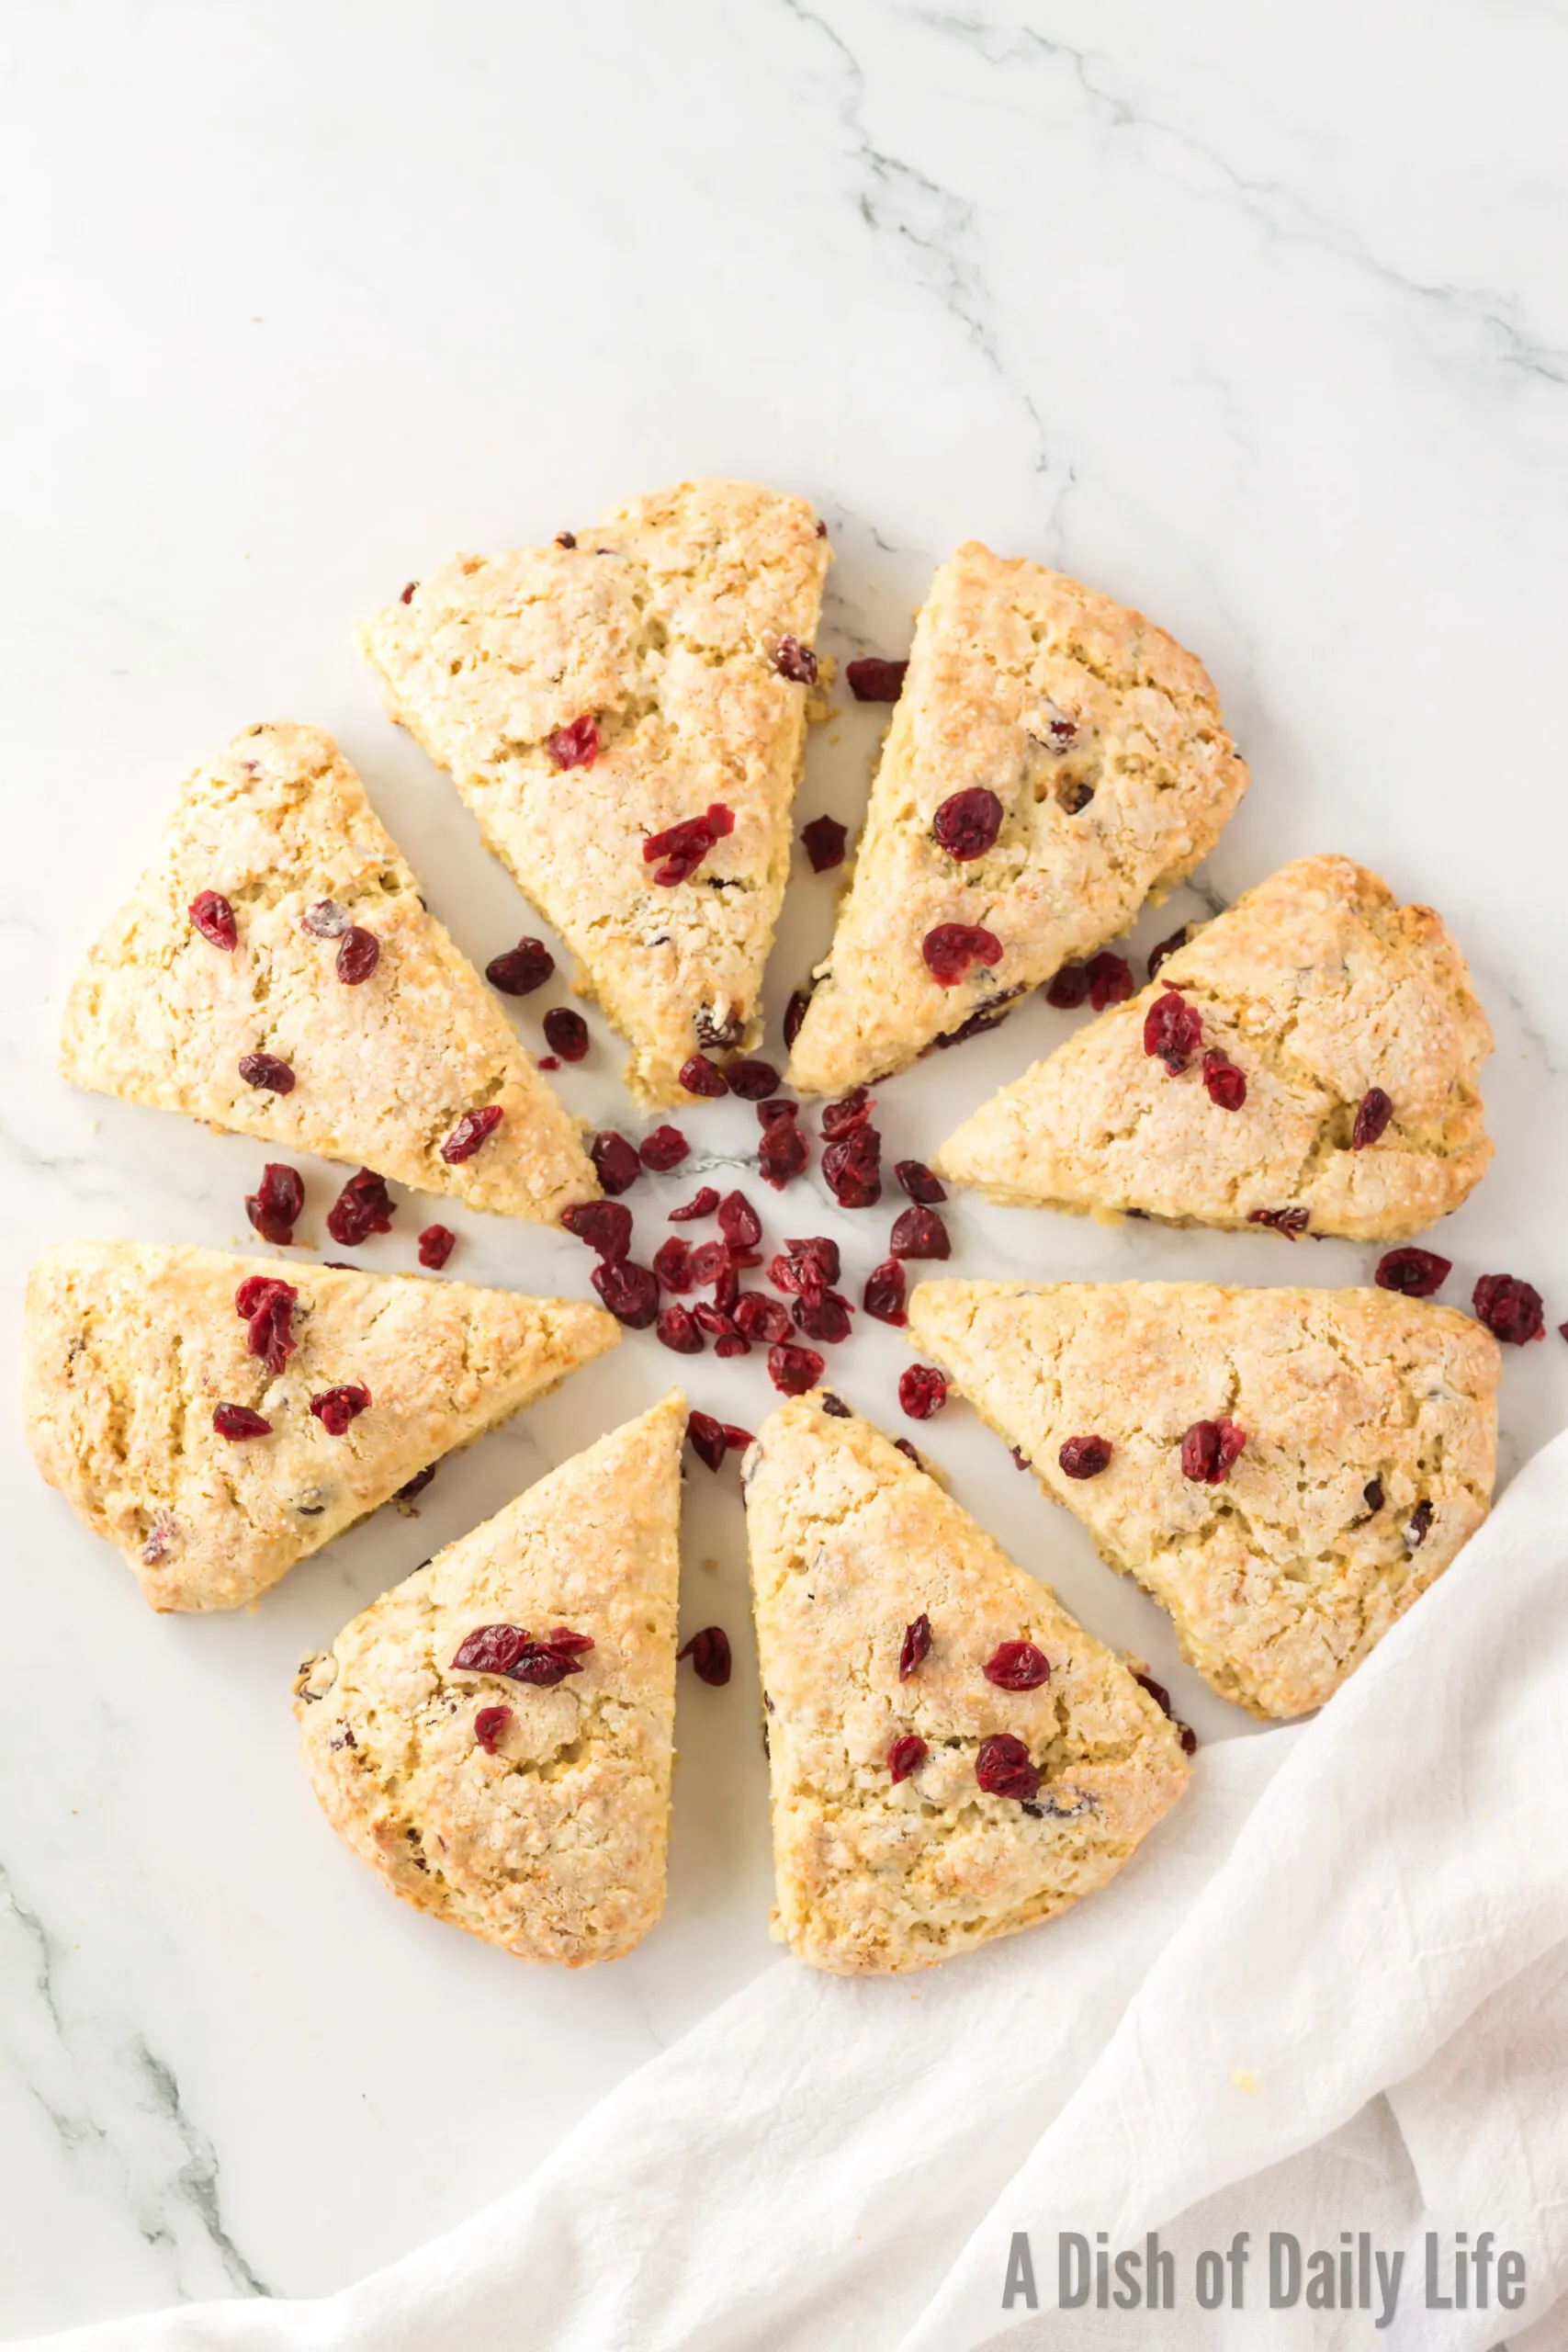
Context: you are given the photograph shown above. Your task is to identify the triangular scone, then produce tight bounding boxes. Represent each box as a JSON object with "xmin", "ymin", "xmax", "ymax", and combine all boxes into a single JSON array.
[
  {"xmin": 296, "ymin": 1394, "xmax": 686, "ymax": 1968},
  {"xmin": 60, "ymin": 724, "xmax": 597, "ymax": 1225},
  {"xmin": 907, "ymin": 1281, "xmax": 1500, "ymax": 1719},
  {"xmin": 936, "ymin": 856, "xmax": 1493, "ymax": 1241},
  {"xmin": 23, "ymin": 1242, "xmax": 618, "ymax": 1611},
  {"xmin": 362, "ymin": 480, "xmax": 831, "ymax": 1106},
  {"xmin": 743, "ymin": 1393, "xmax": 1190, "ymax": 1974},
  {"xmin": 785, "ymin": 544, "xmax": 1247, "ymax": 1095}
]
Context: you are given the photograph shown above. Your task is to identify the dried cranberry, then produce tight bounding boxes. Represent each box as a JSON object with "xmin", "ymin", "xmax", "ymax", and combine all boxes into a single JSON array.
[
  {"xmin": 686, "ymin": 1410, "xmax": 728, "ymax": 1471},
  {"xmin": 397, "ymin": 1464, "xmax": 437, "ymax": 1503},
  {"xmin": 931, "ymin": 788, "xmax": 1003, "ymax": 861},
  {"xmin": 400, "ymin": 580, "xmax": 417, "ymax": 602},
  {"xmin": 417, "ymin": 1225, "xmax": 456, "ymax": 1270},
  {"xmin": 845, "ymin": 656, "xmax": 908, "ymax": 702},
  {"xmin": 442, "ymin": 1105, "xmax": 504, "ymax": 1164},
  {"xmin": 898, "ymin": 1364, "xmax": 948, "ymax": 1419},
  {"xmin": 591, "ymin": 1131, "xmax": 642, "ymax": 1196},
  {"xmin": 245, "ymin": 1162, "xmax": 304, "ymax": 1247},
  {"xmin": 800, "ymin": 817, "xmax": 847, "ymax": 873},
  {"xmin": 1134, "ymin": 1673, "xmax": 1197, "ymax": 1755},
  {"xmin": 717, "ymin": 1192, "xmax": 762, "ymax": 1250},
  {"xmin": 819, "ymin": 1087, "xmax": 871, "ymax": 1139},
  {"xmin": 656, "ymin": 1306, "xmax": 705, "ymax": 1354},
  {"xmin": 538, "ymin": 1056, "xmax": 560, "ymax": 1070},
  {"xmin": 784, "ymin": 989, "xmax": 812, "ymax": 1047},
  {"xmin": 452, "ymin": 1623, "xmax": 533, "ymax": 1676},
  {"xmin": 714, "ymin": 1329, "xmax": 750, "ymax": 1358},
  {"xmin": 1180, "ymin": 1418, "xmax": 1247, "ymax": 1484},
  {"xmin": 688, "ymin": 1239, "xmax": 730, "ymax": 1286},
  {"xmin": 239, "ymin": 1051, "xmax": 296, "ymax": 1095},
  {"xmin": 668, "ymin": 1184, "xmax": 719, "ymax": 1221},
  {"xmin": 789, "ymin": 1235, "xmax": 841, "ymax": 1283},
  {"xmin": 1039, "ymin": 704, "xmax": 1078, "ymax": 750},
  {"xmin": 863, "ymin": 1259, "xmax": 908, "ymax": 1327},
  {"xmin": 509, "ymin": 1641, "xmax": 587, "ymax": 1688},
  {"xmin": 561, "ymin": 1200, "xmax": 633, "ymax": 1261},
  {"xmin": 189, "ymin": 890, "xmax": 238, "ymax": 951},
  {"xmin": 894, "ymin": 1438, "xmax": 922, "ymax": 1467},
  {"xmin": 773, "ymin": 636, "xmax": 818, "ymax": 684},
  {"xmin": 1202, "ymin": 1050, "xmax": 1247, "ymax": 1111},
  {"xmin": 818, "ymin": 1393, "xmax": 851, "ymax": 1417},
  {"xmin": 934, "ymin": 992, "xmax": 1020, "ymax": 1048},
  {"xmin": 1472, "ymin": 1273, "xmax": 1546, "ymax": 1346},
  {"xmin": 975, "ymin": 1734, "xmax": 1039, "ymax": 1802},
  {"xmin": 1010, "ymin": 1448, "xmax": 1030, "ymax": 1471},
  {"xmin": 896, "ymin": 1159, "xmax": 946, "ymax": 1204},
  {"xmin": 768, "ymin": 1341, "xmax": 824, "ymax": 1396},
  {"xmin": 723, "ymin": 1422, "xmax": 755, "ymax": 1453},
  {"xmin": 301, "ymin": 899, "xmax": 350, "ymax": 939},
  {"xmin": 1147, "ymin": 928, "xmax": 1188, "ymax": 983},
  {"xmin": 889, "ymin": 1205, "xmax": 950, "ymax": 1261},
  {"xmin": 823, "ymin": 1124, "xmax": 881, "ymax": 1209},
  {"xmin": 547, "ymin": 715, "xmax": 599, "ymax": 770},
  {"xmin": 1352, "ymin": 1088, "xmax": 1393, "ymax": 1149},
  {"xmin": 1044, "ymin": 963, "xmax": 1089, "ymax": 1010},
  {"xmin": 922, "ymin": 922, "xmax": 1002, "ymax": 987},
  {"xmin": 310, "ymin": 1384, "xmax": 371, "ymax": 1435},
  {"xmin": 1405, "ymin": 1499, "xmax": 1435, "ymax": 1550},
  {"xmin": 213, "ymin": 1402, "xmax": 271, "ymax": 1441},
  {"xmin": 1361, "ymin": 1477, "xmax": 1385, "ymax": 1516},
  {"xmin": 1247, "ymin": 1206, "xmax": 1309, "ymax": 1237},
  {"xmin": 899, "ymin": 1612, "xmax": 931, "ymax": 1679},
  {"xmin": 591, "ymin": 1259, "xmax": 660, "ymax": 1329},
  {"xmin": 1087, "ymin": 953, "xmax": 1134, "ymax": 1011},
  {"xmin": 335, "ymin": 926, "xmax": 380, "ymax": 985},
  {"xmin": 887, "ymin": 1734, "xmax": 928, "ymax": 1783},
  {"xmin": 679, "ymin": 1053, "xmax": 729, "ymax": 1098},
  {"xmin": 1374, "ymin": 1246, "xmax": 1450, "ymax": 1297},
  {"xmin": 1144, "ymin": 989, "xmax": 1202, "ymax": 1071},
  {"xmin": 326, "ymin": 1168, "xmax": 396, "ymax": 1247},
  {"xmin": 984, "ymin": 1640, "xmax": 1050, "ymax": 1691},
  {"xmin": 679, "ymin": 1626, "xmax": 732, "ymax": 1685},
  {"xmin": 243, "ymin": 1283, "xmax": 297, "ymax": 1374},
  {"xmin": 758, "ymin": 1107, "xmax": 809, "ymax": 1187},
  {"xmin": 543, "ymin": 1007, "xmax": 590, "ymax": 1061},
  {"xmin": 644, "ymin": 803, "xmax": 735, "ymax": 886},
  {"xmin": 652, "ymin": 1237, "xmax": 694, "ymax": 1293},
  {"xmin": 486, "ymin": 937, "xmax": 555, "ymax": 996},
  {"xmin": 234, "ymin": 1272, "xmax": 290, "ymax": 1320},
  {"xmin": 555, "ymin": 530, "xmax": 577, "ymax": 548},
  {"xmin": 736, "ymin": 1292, "xmax": 792, "ymax": 1344},
  {"xmin": 474, "ymin": 1706, "xmax": 513, "ymax": 1755},
  {"xmin": 1059, "ymin": 1435, "xmax": 1112, "ymax": 1479},
  {"xmin": 794, "ymin": 1291, "xmax": 852, "ymax": 1344},
  {"xmin": 727, "ymin": 1058, "xmax": 780, "ymax": 1101}
]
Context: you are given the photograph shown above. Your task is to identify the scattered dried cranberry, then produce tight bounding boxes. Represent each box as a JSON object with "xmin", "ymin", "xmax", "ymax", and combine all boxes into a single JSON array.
[
  {"xmin": 486, "ymin": 937, "xmax": 555, "ymax": 996},
  {"xmin": 1472, "ymin": 1273, "xmax": 1545, "ymax": 1345},
  {"xmin": 543, "ymin": 1007, "xmax": 590, "ymax": 1061},
  {"xmin": 1247, "ymin": 1206, "xmax": 1309, "ymax": 1237},
  {"xmin": 652, "ymin": 1237, "xmax": 694, "ymax": 1294},
  {"xmin": 890, "ymin": 1205, "xmax": 950, "ymax": 1261},
  {"xmin": 773, "ymin": 636, "xmax": 818, "ymax": 684},
  {"xmin": 245, "ymin": 1162, "xmax": 304, "ymax": 1246},
  {"xmin": 887, "ymin": 1734, "xmax": 928, "ymax": 1783},
  {"xmin": 975, "ymin": 1734, "xmax": 1039, "ymax": 1803},
  {"xmin": 714, "ymin": 1329, "xmax": 750, "ymax": 1358},
  {"xmin": 1134, "ymin": 1672, "xmax": 1198, "ymax": 1755},
  {"xmin": 1059, "ymin": 1435, "xmax": 1112, "ymax": 1479},
  {"xmin": 1087, "ymin": 953, "xmax": 1134, "ymax": 1010},
  {"xmin": 400, "ymin": 580, "xmax": 417, "ymax": 603},
  {"xmin": 686, "ymin": 1410, "xmax": 728, "ymax": 1472},
  {"xmin": 1180, "ymin": 1418, "xmax": 1247, "ymax": 1484},
  {"xmin": 823, "ymin": 1123, "xmax": 881, "ymax": 1209},
  {"xmin": 537, "ymin": 1056, "xmax": 560, "ymax": 1070},
  {"xmin": 688, "ymin": 1239, "xmax": 730, "ymax": 1286},
  {"xmin": 931, "ymin": 788, "xmax": 1003, "ymax": 861},
  {"xmin": 442, "ymin": 1105, "xmax": 504, "ymax": 1164},
  {"xmin": 242, "ymin": 1281, "xmax": 297, "ymax": 1374},
  {"xmin": 397, "ymin": 1464, "xmax": 437, "ymax": 1503},
  {"xmin": 418, "ymin": 1224, "xmax": 456, "ymax": 1270},
  {"xmin": 326, "ymin": 1168, "xmax": 396, "ymax": 1247},
  {"xmin": 239, "ymin": 1051, "xmax": 296, "ymax": 1094},
  {"xmin": 783, "ymin": 989, "xmax": 812, "ymax": 1047},
  {"xmin": 474, "ymin": 1706, "xmax": 513, "ymax": 1755},
  {"xmin": 310, "ymin": 1384, "xmax": 372, "ymax": 1436},
  {"xmin": 679, "ymin": 1053, "xmax": 729, "ymax": 1098},
  {"xmin": 555, "ymin": 530, "xmax": 576, "ymax": 548},
  {"xmin": 727, "ymin": 1058, "xmax": 780, "ymax": 1101},
  {"xmin": 894, "ymin": 1437, "xmax": 922, "ymax": 1467},
  {"xmin": 656, "ymin": 1306, "xmax": 705, "ymax": 1354},
  {"xmin": 845, "ymin": 656, "xmax": 908, "ymax": 702},
  {"xmin": 591, "ymin": 1131, "xmax": 642, "ymax": 1196},
  {"xmin": 644, "ymin": 803, "xmax": 735, "ymax": 887},
  {"xmin": 786, "ymin": 1235, "xmax": 840, "ymax": 1283},
  {"xmin": 547, "ymin": 715, "xmax": 599, "ymax": 770},
  {"xmin": 1202, "ymin": 1050, "xmax": 1247, "ymax": 1111},
  {"xmin": 895, "ymin": 1159, "xmax": 946, "ymax": 1205},
  {"xmin": 1405, "ymin": 1499, "xmax": 1435, "ymax": 1550},
  {"xmin": 1144, "ymin": 989, "xmax": 1202, "ymax": 1072},
  {"xmin": 1375, "ymin": 1246, "xmax": 1450, "ymax": 1297},
  {"xmin": 922, "ymin": 922, "xmax": 1002, "ymax": 987},
  {"xmin": 591, "ymin": 1259, "xmax": 660, "ymax": 1329},
  {"xmin": 800, "ymin": 817, "xmax": 847, "ymax": 873},
  {"xmin": 935, "ymin": 992, "xmax": 1021, "ymax": 1048},
  {"xmin": 794, "ymin": 1291, "xmax": 852, "ymax": 1344},
  {"xmin": 561, "ymin": 1200, "xmax": 633, "ymax": 1261},
  {"xmin": 758, "ymin": 1104, "xmax": 809, "ymax": 1186},
  {"xmin": 863, "ymin": 1259, "xmax": 908, "ymax": 1327},
  {"xmin": 819, "ymin": 1393, "xmax": 851, "ymax": 1417},
  {"xmin": 668, "ymin": 1184, "xmax": 718, "ymax": 1220},
  {"xmin": 1044, "ymin": 963, "xmax": 1089, "ymax": 1009},
  {"xmin": 899, "ymin": 1612, "xmax": 932, "ymax": 1679},
  {"xmin": 1361, "ymin": 1477, "xmax": 1385, "ymax": 1517},
  {"xmin": 723, "ymin": 1422, "xmax": 755, "ymax": 1453},
  {"xmin": 898, "ymin": 1364, "xmax": 948, "ymax": 1420},
  {"xmin": 769, "ymin": 1341, "xmax": 824, "ymax": 1396},
  {"xmin": 452, "ymin": 1624, "xmax": 532, "ymax": 1676},
  {"xmin": 213, "ymin": 1402, "xmax": 271, "ymax": 1441},
  {"xmin": 1353, "ymin": 1087, "xmax": 1393, "ymax": 1149},
  {"xmin": 301, "ymin": 899, "xmax": 350, "ymax": 938},
  {"xmin": 189, "ymin": 890, "xmax": 238, "ymax": 951},
  {"xmin": 718, "ymin": 1193, "xmax": 762, "ymax": 1250},
  {"xmin": 820, "ymin": 1088, "xmax": 872, "ymax": 1139},
  {"xmin": 736, "ymin": 1292, "xmax": 792, "ymax": 1344},
  {"xmin": 985, "ymin": 1640, "xmax": 1050, "ymax": 1691},
  {"xmin": 679, "ymin": 1626, "xmax": 732, "ymax": 1685},
  {"xmin": 1010, "ymin": 1447, "xmax": 1030, "ymax": 1470},
  {"xmin": 335, "ymin": 927, "xmax": 380, "ymax": 985},
  {"xmin": 508, "ymin": 1639, "xmax": 589, "ymax": 1688},
  {"xmin": 1147, "ymin": 928, "xmax": 1188, "ymax": 983}
]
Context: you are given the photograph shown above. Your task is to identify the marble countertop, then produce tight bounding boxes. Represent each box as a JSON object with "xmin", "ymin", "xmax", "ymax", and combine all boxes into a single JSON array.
[{"xmin": 5, "ymin": 0, "xmax": 1567, "ymax": 2336}]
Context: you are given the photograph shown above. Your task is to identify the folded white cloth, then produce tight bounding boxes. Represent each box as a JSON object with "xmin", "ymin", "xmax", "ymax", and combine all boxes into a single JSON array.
[{"xmin": 28, "ymin": 1430, "xmax": 1568, "ymax": 2352}]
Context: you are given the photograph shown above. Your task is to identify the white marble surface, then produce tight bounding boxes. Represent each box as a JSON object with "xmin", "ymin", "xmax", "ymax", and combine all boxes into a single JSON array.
[{"xmin": 4, "ymin": 0, "xmax": 1567, "ymax": 2336}]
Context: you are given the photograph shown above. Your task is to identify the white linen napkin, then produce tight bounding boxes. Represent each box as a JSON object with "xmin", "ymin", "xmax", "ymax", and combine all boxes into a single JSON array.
[{"xmin": 23, "ymin": 1429, "xmax": 1568, "ymax": 2352}]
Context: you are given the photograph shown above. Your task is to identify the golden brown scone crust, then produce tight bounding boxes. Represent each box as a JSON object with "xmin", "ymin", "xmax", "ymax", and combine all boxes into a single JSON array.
[
  {"xmin": 908, "ymin": 1280, "xmax": 1499, "ymax": 1719},
  {"xmin": 787, "ymin": 544, "xmax": 1247, "ymax": 1094},
  {"xmin": 59, "ymin": 724, "xmax": 597, "ymax": 1224},
  {"xmin": 936, "ymin": 855, "xmax": 1493, "ymax": 1241},
  {"xmin": 296, "ymin": 1395, "xmax": 685, "ymax": 1967},
  {"xmin": 362, "ymin": 481, "xmax": 830, "ymax": 1106},
  {"xmin": 743, "ymin": 1393, "xmax": 1189, "ymax": 1974},
  {"xmin": 23, "ymin": 1240, "xmax": 618, "ymax": 1611}
]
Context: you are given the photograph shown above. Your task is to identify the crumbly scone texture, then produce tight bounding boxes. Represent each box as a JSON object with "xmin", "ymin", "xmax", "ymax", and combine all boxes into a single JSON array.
[
  {"xmin": 786, "ymin": 544, "xmax": 1247, "ymax": 1096},
  {"xmin": 743, "ymin": 1393, "xmax": 1189, "ymax": 1974},
  {"xmin": 296, "ymin": 1393, "xmax": 685, "ymax": 1968},
  {"xmin": 23, "ymin": 1241, "xmax": 618, "ymax": 1612},
  {"xmin": 361, "ymin": 480, "xmax": 831, "ymax": 1107},
  {"xmin": 907, "ymin": 1281, "xmax": 1499, "ymax": 1719},
  {"xmin": 935, "ymin": 855, "xmax": 1493, "ymax": 1242},
  {"xmin": 59, "ymin": 723, "xmax": 597, "ymax": 1224}
]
